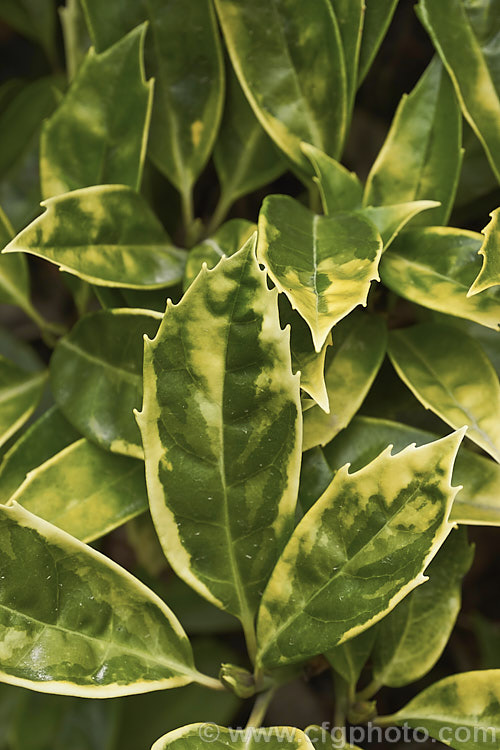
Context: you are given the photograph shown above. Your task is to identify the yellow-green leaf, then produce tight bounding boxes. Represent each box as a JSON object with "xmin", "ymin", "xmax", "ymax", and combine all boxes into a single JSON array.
[
  {"xmin": 256, "ymin": 430, "xmax": 464, "ymax": 669},
  {"xmin": 380, "ymin": 227, "xmax": 500, "ymax": 330},
  {"xmin": 385, "ymin": 670, "xmax": 500, "ymax": 749},
  {"xmin": 468, "ymin": 208, "xmax": 500, "ymax": 296},
  {"xmin": 326, "ymin": 628, "xmax": 376, "ymax": 688},
  {"xmin": 214, "ymin": 0, "xmax": 347, "ymax": 173},
  {"xmin": 41, "ymin": 25, "xmax": 153, "ymax": 198},
  {"xmin": 183, "ymin": 220, "xmax": 256, "ymax": 291},
  {"xmin": 257, "ymin": 195, "xmax": 383, "ymax": 352},
  {"xmin": 302, "ymin": 311, "xmax": 386, "ymax": 451},
  {"xmin": 152, "ymin": 725, "xmax": 314, "ymax": 750},
  {"xmin": 357, "ymin": 201, "xmax": 440, "ymax": 250},
  {"xmin": 137, "ymin": 238, "xmax": 301, "ymax": 649},
  {"xmin": 388, "ymin": 323, "xmax": 500, "ymax": 462},
  {"xmin": 0, "ymin": 503, "xmax": 204, "ymax": 697},
  {"xmin": 0, "ymin": 358, "xmax": 46, "ymax": 449},
  {"xmin": 3, "ymin": 186, "xmax": 185, "ymax": 289},
  {"xmin": 306, "ymin": 725, "xmax": 362, "ymax": 750},
  {"xmin": 8, "ymin": 438, "xmax": 148, "ymax": 542},
  {"xmin": 50, "ymin": 309, "xmax": 162, "ymax": 458},
  {"xmin": 301, "ymin": 143, "xmax": 363, "ymax": 214},
  {"xmin": 357, "ymin": 0, "xmax": 399, "ymax": 85}
]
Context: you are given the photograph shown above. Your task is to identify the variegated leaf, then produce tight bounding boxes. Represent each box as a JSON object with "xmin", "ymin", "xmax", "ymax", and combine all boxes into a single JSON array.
[
  {"xmin": 0, "ymin": 503, "xmax": 212, "ymax": 697},
  {"xmin": 302, "ymin": 311, "xmax": 386, "ymax": 452},
  {"xmin": 384, "ymin": 670, "xmax": 500, "ymax": 749},
  {"xmin": 372, "ymin": 528, "xmax": 473, "ymax": 688},
  {"xmin": 301, "ymin": 143, "xmax": 363, "ymax": 213},
  {"xmin": 468, "ymin": 208, "xmax": 500, "ymax": 296},
  {"xmin": 41, "ymin": 25, "xmax": 153, "ymax": 198},
  {"xmin": 357, "ymin": 0, "xmax": 399, "ymax": 85},
  {"xmin": 306, "ymin": 725, "xmax": 362, "ymax": 750},
  {"xmin": 0, "ymin": 357, "xmax": 46, "ymax": 449},
  {"xmin": 152, "ymin": 725, "xmax": 314, "ymax": 750},
  {"xmin": 3, "ymin": 186, "xmax": 185, "ymax": 289},
  {"xmin": 380, "ymin": 227, "xmax": 500, "ymax": 330},
  {"xmin": 8, "ymin": 438, "xmax": 148, "ymax": 542},
  {"xmin": 0, "ymin": 206, "xmax": 29, "ymax": 311},
  {"xmin": 183, "ymin": 220, "xmax": 256, "ymax": 290},
  {"xmin": 418, "ymin": 0, "xmax": 500, "ymax": 182},
  {"xmin": 214, "ymin": 0, "xmax": 347, "ymax": 173},
  {"xmin": 330, "ymin": 0, "xmax": 364, "ymax": 110},
  {"xmin": 137, "ymin": 238, "xmax": 301, "ymax": 653},
  {"xmin": 358, "ymin": 201, "xmax": 440, "ymax": 250},
  {"xmin": 388, "ymin": 323, "xmax": 500, "ymax": 462},
  {"xmin": 0, "ymin": 406, "xmax": 78, "ymax": 503},
  {"xmin": 257, "ymin": 195, "xmax": 383, "ymax": 352},
  {"xmin": 256, "ymin": 430, "xmax": 464, "ymax": 669},
  {"xmin": 323, "ymin": 415, "xmax": 500, "ymax": 527},
  {"xmin": 51, "ymin": 308, "xmax": 162, "ymax": 458},
  {"xmin": 326, "ymin": 628, "xmax": 376, "ymax": 688},
  {"xmin": 364, "ymin": 58, "xmax": 462, "ymax": 226}
]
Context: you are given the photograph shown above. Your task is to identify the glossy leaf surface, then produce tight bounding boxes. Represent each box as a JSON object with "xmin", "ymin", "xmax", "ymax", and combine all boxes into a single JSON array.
[
  {"xmin": 302, "ymin": 311, "xmax": 386, "ymax": 451},
  {"xmin": 9, "ymin": 438, "xmax": 148, "ymax": 542},
  {"xmin": 41, "ymin": 25, "xmax": 153, "ymax": 198},
  {"xmin": 388, "ymin": 323, "xmax": 500, "ymax": 462},
  {"xmin": 152, "ymin": 725, "xmax": 314, "ymax": 750},
  {"xmin": 0, "ymin": 406, "xmax": 78, "ymax": 503},
  {"xmin": 0, "ymin": 503, "xmax": 199, "ymax": 697},
  {"xmin": 330, "ymin": 0, "xmax": 364, "ymax": 109},
  {"xmin": 380, "ymin": 228, "xmax": 500, "ymax": 329},
  {"xmin": 256, "ymin": 431, "xmax": 463, "ymax": 669},
  {"xmin": 387, "ymin": 670, "xmax": 500, "ymax": 749},
  {"xmin": 364, "ymin": 58, "xmax": 462, "ymax": 226},
  {"xmin": 4, "ymin": 186, "xmax": 185, "ymax": 288},
  {"xmin": 184, "ymin": 220, "xmax": 255, "ymax": 290},
  {"xmin": 302, "ymin": 143, "xmax": 363, "ymax": 214},
  {"xmin": 214, "ymin": 0, "xmax": 347, "ymax": 172},
  {"xmin": 469, "ymin": 208, "xmax": 500, "ymax": 295},
  {"xmin": 257, "ymin": 195, "xmax": 383, "ymax": 351},
  {"xmin": 357, "ymin": 0, "xmax": 399, "ymax": 85},
  {"xmin": 418, "ymin": 0, "xmax": 500, "ymax": 182},
  {"xmin": 357, "ymin": 201, "xmax": 440, "ymax": 250},
  {"xmin": 138, "ymin": 240, "xmax": 301, "ymax": 636},
  {"xmin": 326, "ymin": 627, "xmax": 376, "ymax": 687},
  {"xmin": 372, "ymin": 528, "xmax": 473, "ymax": 687},
  {"xmin": 51, "ymin": 309, "xmax": 161, "ymax": 458},
  {"xmin": 0, "ymin": 206, "xmax": 30, "ymax": 312},
  {"xmin": 0, "ymin": 357, "xmax": 46, "ymax": 449}
]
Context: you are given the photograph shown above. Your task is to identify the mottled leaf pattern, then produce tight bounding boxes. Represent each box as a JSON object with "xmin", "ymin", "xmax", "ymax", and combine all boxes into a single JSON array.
[
  {"xmin": 357, "ymin": 0, "xmax": 399, "ymax": 85},
  {"xmin": 469, "ymin": 208, "xmax": 500, "ymax": 295},
  {"xmin": 256, "ymin": 431, "xmax": 464, "ymax": 669},
  {"xmin": 302, "ymin": 143, "xmax": 363, "ymax": 214},
  {"xmin": 152, "ymin": 725, "xmax": 314, "ymax": 750},
  {"xmin": 0, "ymin": 358, "xmax": 46, "ymax": 449},
  {"xmin": 184, "ymin": 220, "xmax": 256, "ymax": 291}
]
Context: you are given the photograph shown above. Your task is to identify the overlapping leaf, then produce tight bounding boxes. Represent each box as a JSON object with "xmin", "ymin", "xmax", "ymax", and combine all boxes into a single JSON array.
[
  {"xmin": 302, "ymin": 311, "xmax": 386, "ymax": 451},
  {"xmin": 302, "ymin": 143, "xmax": 363, "ymax": 214},
  {"xmin": 364, "ymin": 57, "xmax": 462, "ymax": 226},
  {"xmin": 41, "ymin": 25, "xmax": 153, "ymax": 198},
  {"xmin": 468, "ymin": 208, "xmax": 500, "ymax": 295},
  {"xmin": 0, "ymin": 357, "xmax": 46, "ymax": 449},
  {"xmin": 0, "ymin": 503, "xmax": 205, "ymax": 697},
  {"xmin": 152, "ymin": 725, "xmax": 314, "ymax": 750},
  {"xmin": 51, "ymin": 308, "xmax": 161, "ymax": 458},
  {"xmin": 257, "ymin": 195, "xmax": 383, "ymax": 352},
  {"xmin": 184, "ymin": 220, "xmax": 255, "ymax": 290},
  {"xmin": 380, "ymin": 227, "xmax": 500, "ymax": 329},
  {"xmin": 326, "ymin": 628, "xmax": 376, "ymax": 688},
  {"xmin": 418, "ymin": 0, "xmax": 500, "ymax": 182},
  {"xmin": 256, "ymin": 430, "xmax": 464, "ymax": 669},
  {"xmin": 357, "ymin": 0, "xmax": 399, "ymax": 85},
  {"xmin": 330, "ymin": 0, "xmax": 364, "ymax": 110},
  {"xmin": 9, "ymin": 438, "xmax": 148, "ymax": 541},
  {"xmin": 358, "ymin": 201, "xmax": 440, "ymax": 250},
  {"xmin": 138, "ymin": 239, "xmax": 301, "ymax": 650},
  {"xmin": 389, "ymin": 323, "xmax": 500, "ymax": 462},
  {"xmin": 3, "ymin": 186, "xmax": 185, "ymax": 289},
  {"xmin": 214, "ymin": 0, "xmax": 347, "ymax": 173}
]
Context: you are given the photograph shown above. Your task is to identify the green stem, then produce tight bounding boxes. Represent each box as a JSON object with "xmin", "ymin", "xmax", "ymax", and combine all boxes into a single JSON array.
[
  {"xmin": 245, "ymin": 688, "xmax": 276, "ymax": 729},
  {"xmin": 373, "ymin": 714, "xmax": 397, "ymax": 727},
  {"xmin": 205, "ymin": 192, "xmax": 233, "ymax": 238},
  {"xmin": 193, "ymin": 672, "xmax": 226, "ymax": 692},
  {"xmin": 356, "ymin": 678, "xmax": 382, "ymax": 701},
  {"xmin": 181, "ymin": 184, "xmax": 200, "ymax": 248},
  {"xmin": 242, "ymin": 618, "xmax": 258, "ymax": 666}
]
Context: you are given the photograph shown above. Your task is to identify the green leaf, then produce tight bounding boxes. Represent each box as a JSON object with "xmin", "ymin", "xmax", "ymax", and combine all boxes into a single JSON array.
[
  {"xmin": 213, "ymin": 68, "xmax": 285, "ymax": 212},
  {"xmin": 357, "ymin": 0, "xmax": 399, "ymax": 85},
  {"xmin": 214, "ymin": 0, "xmax": 347, "ymax": 173},
  {"xmin": 385, "ymin": 670, "xmax": 500, "ymax": 749},
  {"xmin": 257, "ymin": 195, "xmax": 383, "ymax": 351},
  {"xmin": 3, "ymin": 185, "xmax": 185, "ymax": 289},
  {"xmin": 152, "ymin": 725, "xmax": 314, "ymax": 750},
  {"xmin": 380, "ymin": 227, "xmax": 500, "ymax": 330},
  {"xmin": 0, "ymin": 358, "xmax": 46, "ymax": 449},
  {"xmin": 137, "ymin": 238, "xmax": 301, "ymax": 651},
  {"xmin": 388, "ymin": 323, "xmax": 500, "ymax": 462},
  {"xmin": 364, "ymin": 58, "xmax": 462, "ymax": 227},
  {"xmin": 41, "ymin": 25, "xmax": 153, "ymax": 199},
  {"xmin": 0, "ymin": 0, "xmax": 57, "ymax": 66},
  {"xmin": 302, "ymin": 311, "xmax": 386, "ymax": 451},
  {"xmin": 184, "ymin": 220, "xmax": 256, "ymax": 290},
  {"xmin": 279, "ymin": 295, "xmax": 330, "ymax": 411},
  {"xmin": 330, "ymin": 0, "xmax": 364, "ymax": 110},
  {"xmin": 0, "ymin": 406, "xmax": 79, "ymax": 503},
  {"xmin": 81, "ymin": 0, "xmax": 225, "ymax": 197},
  {"xmin": 9, "ymin": 438, "xmax": 148, "ymax": 542},
  {"xmin": 372, "ymin": 528, "xmax": 473, "ymax": 688},
  {"xmin": 418, "ymin": 0, "xmax": 500, "ymax": 183},
  {"xmin": 301, "ymin": 143, "xmax": 363, "ymax": 214},
  {"xmin": 256, "ymin": 430, "xmax": 464, "ymax": 669},
  {"xmin": 298, "ymin": 447, "xmax": 334, "ymax": 515},
  {"xmin": 305, "ymin": 726, "xmax": 361, "ymax": 750},
  {"xmin": 323, "ymin": 415, "xmax": 500, "ymax": 527},
  {"xmin": 0, "ymin": 502, "xmax": 204, "ymax": 697},
  {"xmin": 357, "ymin": 201, "xmax": 441, "ymax": 250},
  {"xmin": 468, "ymin": 208, "xmax": 500, "ymax": 295},
  {"xmin": 59, "ymin": 0, "xmax": 92, "ymax": 83},
  {"xmin": 0, "ymin": 205, "xmax": 29, "ymax": 310},
  {"xmin": 326, "ymin": 628, "xmax": 376, "ymax": 688},
  {"xmin": 50, "ymin": 308, "xmax": 162, "ymax": 458}
]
